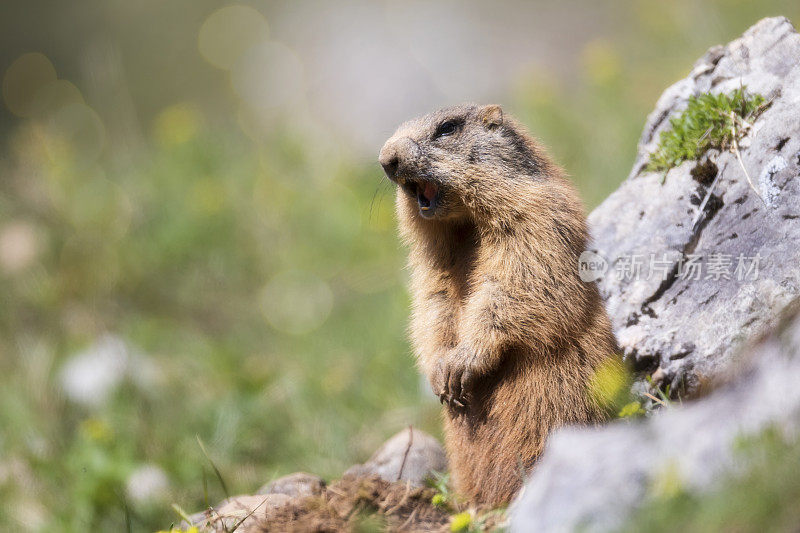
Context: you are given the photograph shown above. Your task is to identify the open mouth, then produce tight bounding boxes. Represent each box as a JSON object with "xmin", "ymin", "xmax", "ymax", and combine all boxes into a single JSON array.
[{"xmin": 415, "ymin": 181, "xmax": 439, "ymax": 217}]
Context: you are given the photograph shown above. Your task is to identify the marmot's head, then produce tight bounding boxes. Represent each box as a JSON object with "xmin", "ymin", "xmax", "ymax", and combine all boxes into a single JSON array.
[{"xmin": 378, "ymin": 103, "xmax": 549, "ymax": 222}]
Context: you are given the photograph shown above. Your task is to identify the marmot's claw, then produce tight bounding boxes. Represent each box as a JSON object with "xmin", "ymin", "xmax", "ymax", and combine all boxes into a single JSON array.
[
  {"xmin": 460, "ymin": 369, "xmax": 474, "ymax": 403},
  {"xmin": 432, "ymin": 356, "xmax": 477, "ymax": 409},
  {"xmin": 447, "ymin": 365, "xmax": 464, "ymax": 404}
]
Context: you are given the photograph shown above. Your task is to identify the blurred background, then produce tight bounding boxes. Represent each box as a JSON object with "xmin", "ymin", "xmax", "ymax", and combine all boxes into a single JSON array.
[{"xmin": 1, "ymin": 0, "xmax": 798, "ymax": 530}]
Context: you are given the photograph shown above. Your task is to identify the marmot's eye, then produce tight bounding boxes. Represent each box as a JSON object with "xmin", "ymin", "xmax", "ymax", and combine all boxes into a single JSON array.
[{"xmin": 434, "ymin": 120, "xmax": 458, "ymax": 138}]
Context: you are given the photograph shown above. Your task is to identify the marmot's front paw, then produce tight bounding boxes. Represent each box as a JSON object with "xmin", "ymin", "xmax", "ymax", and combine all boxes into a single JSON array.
[{"xmin": 431, "ymin": 349, "xmax": 480, "ymax": 409}]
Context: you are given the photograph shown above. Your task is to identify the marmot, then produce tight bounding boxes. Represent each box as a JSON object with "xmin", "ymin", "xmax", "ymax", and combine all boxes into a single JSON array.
[{"xmin": 378, "ymin": 104, "xmax": 618, "ymax": 506}]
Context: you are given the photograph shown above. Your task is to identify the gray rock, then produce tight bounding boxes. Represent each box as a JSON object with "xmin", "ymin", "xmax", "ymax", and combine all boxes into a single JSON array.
[
  {"xmin": 511, "ymin": 300, "xmax": 800, "ymax": 532},
  {"xmin": 344, "ymin": 427, "xmax": 447, "ymax": 486},
  {"xmin": 588, "ymin": 16, "xmax": 800, "ymax": 395},
  {"xmin": 511, "ymin": 16, "xmax": 800, "ymax": 532},
  {"xmin": 186, "ymin": 493, "xmax": 291, "ymax": 532},
  {"xmin": 184, "ymin": 475, "xmax": 320, "ymax": 532},
  {"xmin": 256, "ymin": 471, "xmax": 324, "ymax": 498}
]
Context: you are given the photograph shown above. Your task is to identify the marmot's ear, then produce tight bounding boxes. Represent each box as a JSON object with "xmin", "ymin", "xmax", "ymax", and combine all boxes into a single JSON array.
[{"xmin": 479, "ymin": 105, "xmax": 503, "ymax": 130}]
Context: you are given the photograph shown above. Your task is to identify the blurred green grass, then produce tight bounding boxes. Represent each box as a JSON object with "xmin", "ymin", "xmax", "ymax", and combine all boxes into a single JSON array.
[
  {"xmin": 0, "ymin": 112, "xmax": 443, "ymax": 529},
  {"xmin": 624, "ymin": 427, "xmax": 800, "ymax": 532},
  {"xmin": 1, "ymin": 2, "xmax": 799, "ymax": 531}
]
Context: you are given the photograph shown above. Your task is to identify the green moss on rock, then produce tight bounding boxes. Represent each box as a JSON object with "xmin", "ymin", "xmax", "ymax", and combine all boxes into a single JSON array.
[{"xmin": 647, "ymin": 88, "xmax": 766, "ymax": 173}]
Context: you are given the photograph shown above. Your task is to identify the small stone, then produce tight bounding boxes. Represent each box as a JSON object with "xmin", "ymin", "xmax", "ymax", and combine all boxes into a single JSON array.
[
  {"xmin": 344, "ymin": 427, "xmax": 447, "ymax": 487},
  {"xmin": 188, "ymin": 493, "xmax": 291, "ymax": 532},
  {"xmin": 257, "ymin": 472, "xmax": 324, "ymax": 497}
]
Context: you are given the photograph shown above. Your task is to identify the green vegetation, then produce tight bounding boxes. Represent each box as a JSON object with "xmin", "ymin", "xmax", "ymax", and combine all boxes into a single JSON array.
[
  {"xmin": 450, "ymin": 512, "xmax": 473, "ymax": 532},
  {"xmin": 428, "ymin": 471, "xmax": 454, "ymax": 510},
  {"xmin": 426, "ymin": 472, "xmax": 508, "ymax": 532},
  {"xmin": 623, "ymin": 427, "xmax": 800, "ymax": 532},
  {"xmin": 586, "ymin": 356, "xmax": 639, "ymax": 417},
  {"xmin": 0, "ymin": 113, "xmax": 440, "ymax": 530},
  {"xmin": 618, "ymin": 401, "xmax": 646, "ymax": 418},
  {"xmin": 646, "ymin": 88, "xmax": 766, "ymax": 173}
]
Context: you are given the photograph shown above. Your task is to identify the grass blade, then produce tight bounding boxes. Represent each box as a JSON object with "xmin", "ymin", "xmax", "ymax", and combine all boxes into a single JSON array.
[{"xmin": 196, "ymin": 435, "xmax": 230, "ymax": 499}]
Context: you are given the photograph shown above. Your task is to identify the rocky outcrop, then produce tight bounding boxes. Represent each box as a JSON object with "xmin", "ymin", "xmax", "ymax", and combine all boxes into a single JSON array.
[
  {"xmin": 511, "ymin": 299, "xmax": 800, "ymax": 532},
  {"xmin": 587, "ymin": 16, "xmax": 800, "ymax": 396},
  {"xmin": 511, "ymin": 16, "xmax": 800, "ymax": 532}
]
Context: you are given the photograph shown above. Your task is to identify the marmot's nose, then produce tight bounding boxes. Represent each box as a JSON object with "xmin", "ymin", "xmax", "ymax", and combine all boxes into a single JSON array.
[
  {"xmin": 379, "ymin": 147, "xmax": 399, "ymax": 179},
  {"xmin": 379, "ymin": 137, "xmax": 418, "ymax": 180}
]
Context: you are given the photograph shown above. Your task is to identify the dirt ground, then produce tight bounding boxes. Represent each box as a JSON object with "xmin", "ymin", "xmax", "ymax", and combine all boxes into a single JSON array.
[{"xmin": 258, "ymin": 474, "xmax": 452, "ymax": 532}]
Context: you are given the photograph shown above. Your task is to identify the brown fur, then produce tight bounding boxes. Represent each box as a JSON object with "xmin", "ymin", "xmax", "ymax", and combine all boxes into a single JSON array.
[{"xmin": 378, "ymin": 104, "xmax": 618, "ymax": 506}]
